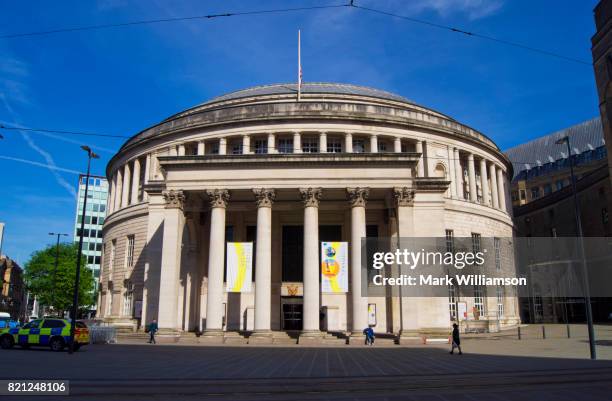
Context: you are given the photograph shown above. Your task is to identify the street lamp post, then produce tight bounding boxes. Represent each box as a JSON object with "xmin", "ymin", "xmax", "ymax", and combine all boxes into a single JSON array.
[
  {"xmin": 48, "ymin": 232, "xmax": 68, "ymax": 315},
  {"xmin": 69, "ymin": 146, "xmax": 99, "ymax": 354},
  {"xmin": 556, "ymin": 135, "xmax": 596, "ymax": 360}
]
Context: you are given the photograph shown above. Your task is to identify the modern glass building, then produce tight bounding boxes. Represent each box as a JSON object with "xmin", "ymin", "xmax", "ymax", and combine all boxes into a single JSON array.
[{"xmin": 73, "ymin": 174, "xmax": 108, "ymax": 295}]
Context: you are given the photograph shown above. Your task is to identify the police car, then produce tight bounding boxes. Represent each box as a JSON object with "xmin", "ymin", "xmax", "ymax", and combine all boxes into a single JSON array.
[{"xmin": 0, "ymin": 318, "xmax": 89, "ymax": 351}]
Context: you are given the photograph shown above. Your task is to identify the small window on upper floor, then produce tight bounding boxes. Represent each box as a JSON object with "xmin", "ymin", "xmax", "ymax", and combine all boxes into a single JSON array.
[
  {"xmin": 209, "ymin": 142, "xmax": 220, "ymax": 155},
  {"xmin": 231, "ymin": 143, "xmax": 243, "ymax": 155},
  {"xmin": 327, "ymin": 138, "xmax": 342, "ymax": 153},
  {"xmin": 353, "ymin": 139, "xmax": 365, "ymax": 153},
  {"xmin": 278, "ymin": 138, "xmax": 293, "ymax": 154},
  {"xmin": 377, "ymin": 142, "xmax": 387, "ymax": 152},
  {"xmin": 302, "ymin": 137, "xmax": 318, "ymax": 153},
  {"xmin": 254, "ymin": 139, "xmax": 268, "ymax": 154}
]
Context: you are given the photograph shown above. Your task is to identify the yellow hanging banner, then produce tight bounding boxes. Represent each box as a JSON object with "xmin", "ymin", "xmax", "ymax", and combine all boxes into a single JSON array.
[{"xmin": 226, "ymin": 242, "xmax": 253, "ymax": 293}]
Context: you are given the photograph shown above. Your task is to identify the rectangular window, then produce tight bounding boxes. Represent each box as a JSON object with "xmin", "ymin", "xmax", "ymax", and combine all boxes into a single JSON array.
[
  {"xmin": 474, "ymin": 285, "xmax": 485, "ymax": 317},
  {"xmin": 231, "ymin": 143, "xmax": 243, "ymax": 155},
  {"xmin": 278, "ymin": 138, "xmax": 293, "ymax": 154},
  {"xmin": 109, "ymin": 240, "xmax": 116, "ymax": 275},
  {"xmin": 254, "ymin": 139, "xmax": 268, "ymax": 154},
  {"xmin": 353, "ymin": 139, "xmax": 365, "ymax": 153},
  {"xmin": 302, "ymin": 137, "xmax": 318, "ymax": 153},
  {"xmin": 531, "ymin": 187, "xmax": 540, "ymax": 199},
  {"xmin": 126, "ymin": 235, "xmax": 135, "ymax": 268},
  {"xmin": 448, "ymin": 285, "xmax": 457, "ymax": 320},
  {"xmin": 543, "ymin": 184, "xmax": 552, "ymax": 196},
  {"xmin": 496, "ymin": 286, "xmax": 505, "ymax": 318},
  {"xmin": 377, "ymin": 142, "xmax": 387, "ymax": 152},
  {"xmin": 445, "ymin": 229, "xmax": 454, "ymax": 253},
  {"xmin": 327, "ymin": 138, "xmax": 342, "ymax": 153},
  {"xmin": 555, "ymin": 180, "xmax": 564, "ymax": 191},
  {"xmin": 209, "ymin": 142, "xmax": 219, "ymax": 155},
  {"xmin": 603, "ymin": 208, "xmax": 609, "ymax": 224},
  {"xmin": 471, "ymin": 233, "xmax": 481, "ymax": 253},
  {"xmin": 494, "ymin": 237, "xmax": 501, "ymax": 271},
  {"xmin": 520, "ymin": 189, "xmax": 526, "ymax": 200}
]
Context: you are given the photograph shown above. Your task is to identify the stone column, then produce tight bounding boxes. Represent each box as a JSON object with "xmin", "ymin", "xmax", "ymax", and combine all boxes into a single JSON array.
[
  {"xmin": 109, "ymin": 173, "xmax": 117, "ymax": 214},
  {"xmin": 454, "ymin": 148, "xmax": 463, "ymax": 200},
  {"xmin": 130, "ymin": 158, "xmax": 141, "ymax": 205},
  {"xmin": 300, "ymin": 188, "xmax": 322, "ymax": 340},
  {"xmin": 114, "ymin": 168, "xmax": 123, "ymax": 211},
  {"xmin": 169, "ymin": 146, "xmax": 178, "ymax": 156},
  {"xmin": 393, "ymin": 187, "xmax": 418, "ymax": 340},
  {"xmin": 197, "ymin": 141, "xmax": 205, "ymax": 156},
  {"xmin": 394, "ymin": 137, "xmax": 402, "ymax": 153},
  {"xmin": 370, "ymin": 135, "xmax": 378, "ymax": 153},
  {"xmin": 252, "ymin": 189, "xmax": 275, "ymax": 336},
  {"xmin": 242, "ymin": 135, "xmax": 251, "ymax": 154},
  {"xmin": 122, "ymin": 163, "xmax": 131, "ymax": 208},
  {"xmin": 267, "ymin": 133, "xmax": 276, "ymax": 154},
  {"xmin": 345, "ymin": 132, "xmax": 353, "ymax": 153},
  {"xmin": 497, "ymin": 168, "xmax": 507, "ymax": 212},
  {"xmin": 347, "ymin": 187, "xmax": 369, "ymax": 338},
  {"xmin": 219, "ymin": 138, "xmax": 227, "ymax": 155},
  {"xmin": 319, "ymin": 132, "xmax": 327, "ymax": 153},
  {"xmin": 489, "ymin": 163, "xmax": 499, "ymax": 209},
  {"xmin": 468, "ymin": 153, "xmax": 477, "ymax": 202},
  {"xmin": 447, "ymin": 147, "xmax": 457, "ymax": 198},
  {"xmin": 203, "ymin": 189, "xmax": 230, "ymax": 336},
  {"xmin": 293, "ymin": 132, "xmax": 302, "ymax": 153},
  {"xmin": 415, "ymin": 141, "xmax": 425, "ymax": 177},
  {"xmin": 143, "ymin": 154, "xmax": 151, "ymax": 201},
  {"xmin": 178, "ymin": 144, "xmax": 186, "ymax": 156},
  {"xmin": 158, "ymin": 190, "xmax": 186, "ymax": 332},
  {"xmin": 480, "ymin": 158, "xmax": 490, "ymax": 206}
]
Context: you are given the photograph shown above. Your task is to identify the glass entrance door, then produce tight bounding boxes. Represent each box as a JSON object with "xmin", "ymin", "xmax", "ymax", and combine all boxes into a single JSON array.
[{"xmin": 281, "ymin": 298, "xmax": 303, "ymax": 331}]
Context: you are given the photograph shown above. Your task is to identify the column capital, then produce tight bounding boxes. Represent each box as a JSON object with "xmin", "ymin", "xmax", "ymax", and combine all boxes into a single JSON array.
[
  {"xmin": 299, "ymin": 187, "xmax": 322, "ymax": 208},
  {"xmin": 206, "ymin": 189, "xmax": 230, "ymax": 209},
  {"xmin": 253, "ymin": 188, "xmax": 276, "ymax": 208},
  {"xmin": 393, "ymin": 187, "xmax": 415, "ymax": 207},
  {"xmin": 347, "ymin": 187, "xmax": 369, "ymax": 208},
  {"xmin": 162, "ymin": 189, "xmax": 185, "ymax": 210}
]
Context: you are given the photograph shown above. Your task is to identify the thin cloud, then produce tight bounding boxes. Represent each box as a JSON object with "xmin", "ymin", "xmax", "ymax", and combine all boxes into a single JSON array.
[
  {"xmin": 0, "ymin": 155, "xmax": 81, "ymax": 175},
  {"xmin": 0, "ymin": 93, "xmax": 78, "ymax": 197}
]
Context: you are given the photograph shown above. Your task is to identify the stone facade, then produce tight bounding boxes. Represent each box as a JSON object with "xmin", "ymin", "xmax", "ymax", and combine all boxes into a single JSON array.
[{"xmin": 100, "ymin": 83, "xmax": 519, "ymax": 340}]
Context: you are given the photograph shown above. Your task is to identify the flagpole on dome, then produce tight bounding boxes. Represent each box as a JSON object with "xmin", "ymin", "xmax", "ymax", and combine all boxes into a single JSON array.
[{"xmin": 298, "ymin": 29, "xmax": 302, "ymax": 102}]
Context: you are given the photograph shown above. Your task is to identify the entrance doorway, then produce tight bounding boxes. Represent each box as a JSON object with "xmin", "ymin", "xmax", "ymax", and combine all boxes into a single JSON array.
[{"xmin": 281, "ymin": 297, "xmax": 303, "ymax": 331}]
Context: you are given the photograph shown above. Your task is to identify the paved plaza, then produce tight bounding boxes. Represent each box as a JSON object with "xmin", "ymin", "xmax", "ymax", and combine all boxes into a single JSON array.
[{"xmin": 2, "ymin": 328, "xmax": 612, "ymax": 401}]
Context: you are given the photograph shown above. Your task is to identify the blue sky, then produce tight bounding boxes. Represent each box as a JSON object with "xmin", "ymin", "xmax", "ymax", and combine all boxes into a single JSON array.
[{"xmin": 0, "ymin": 0, "xmax": 600, "ymax": 264}]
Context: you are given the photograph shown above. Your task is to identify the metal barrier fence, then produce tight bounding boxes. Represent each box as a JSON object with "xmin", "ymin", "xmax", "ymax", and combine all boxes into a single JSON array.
[{"xmin": 88, "ymin": 325, "xmax": 117, "ymax": 344}]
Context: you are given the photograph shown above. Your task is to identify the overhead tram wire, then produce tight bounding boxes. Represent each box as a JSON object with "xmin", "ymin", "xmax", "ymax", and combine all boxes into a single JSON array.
[
  {"xmin": 0, "ymin": 2, "xmax": 589, "ymax": 66},
  {"xmin": 0, "ymin": 124, "xmax": 566, "ymax": 167},
  {"xmin": 0, "ymin": 3, "xmax": 348, "ymax": 39},
  {"xmin": 348, "ymin": 3, "xmax": 591, "ymax": 66}
]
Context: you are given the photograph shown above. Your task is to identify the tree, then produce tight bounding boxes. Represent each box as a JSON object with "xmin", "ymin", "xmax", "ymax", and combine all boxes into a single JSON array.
[{"xmin": 24, "ymin": 243, "xmax": 95, "ymax": 316}]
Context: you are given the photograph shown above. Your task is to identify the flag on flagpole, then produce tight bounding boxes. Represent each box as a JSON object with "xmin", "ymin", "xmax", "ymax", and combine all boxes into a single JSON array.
[{"xmin": 298, "ymin": 29, "xmax": 302, "ymax": 102}]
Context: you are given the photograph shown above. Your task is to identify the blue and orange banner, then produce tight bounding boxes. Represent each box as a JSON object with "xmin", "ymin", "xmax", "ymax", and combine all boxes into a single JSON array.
[{"xmin": 321, "ymin": 242, "xmax": 348, "ymax": 293}]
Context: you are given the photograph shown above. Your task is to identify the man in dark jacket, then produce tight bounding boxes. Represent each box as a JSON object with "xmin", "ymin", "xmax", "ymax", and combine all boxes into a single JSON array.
[
  {"xmin": 450, "ymin": 323, "xmax": 462, "ymax": 354},
  {"xmin": 147, "ymin": 320, "xmax": 158, "ymax": 344}
]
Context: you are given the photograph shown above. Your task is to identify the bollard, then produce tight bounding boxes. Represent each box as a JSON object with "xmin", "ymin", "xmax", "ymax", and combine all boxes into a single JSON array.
[
  {"xmin": 542, "ymin": 325, "xmax": 546, "ymax": 339},
  {"xmin": 518, "ymin": 326, "xmax": 521, "ymax": 340},
  {"xmin": 567, "ymin": 324, "xmax": 571, "ymax": 338}
]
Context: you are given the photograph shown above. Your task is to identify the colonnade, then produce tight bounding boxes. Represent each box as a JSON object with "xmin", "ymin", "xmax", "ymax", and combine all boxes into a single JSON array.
[{"xmin": 107, "ymin": 132, "xmax": 510, "ymax": 216}]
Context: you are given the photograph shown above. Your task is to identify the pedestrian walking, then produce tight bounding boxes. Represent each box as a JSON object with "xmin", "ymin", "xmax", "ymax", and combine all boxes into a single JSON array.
[
  {"xmin": 147, "ymin": 319, "xmax": 158, "ymax": 344},
  {"xmin": 450, "ymin": 323, "xmax": 462, "ymax": 355},
  {"xmin": 363, "ymin": 326, "xmax": 375, "ymax": 346}
]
